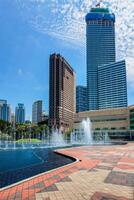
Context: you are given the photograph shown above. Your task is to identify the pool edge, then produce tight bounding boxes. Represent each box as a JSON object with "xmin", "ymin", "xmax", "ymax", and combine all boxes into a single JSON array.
[{"xmin": 0, "ymin": 148, "xmax": 79, "ymax": 191}]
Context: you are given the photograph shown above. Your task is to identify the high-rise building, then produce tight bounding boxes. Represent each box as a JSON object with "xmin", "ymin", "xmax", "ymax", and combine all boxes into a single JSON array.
[
  {"xmin": 42, "ymin": 110, "xmax": 49, "ymax": 122},
  {"xmin": 0, "ymin": 100, "xmax": 11, "ymax": 122},
  {"xmin": 85, "ymin": 7, "xmax": 116, "ymax": 110},
  {"xmin": 32, "ymin": 100, "xmax": 42, "ymax": 124},
  {"xmin": 98, "ymin": 60, "xmax": 127, "ymax": 109},
  {"xmin": 49, "ymin": 53, "xmax": 76, "ymax": 132},
  {"xmin": 0, "ymin": 100, "xmax": 7, "ymax": 104},
  {"xmin": 85, "ymin": 7, "xmax": 127, "ymax": 110},
  {"xmin": 15, "ymin": 103, "xmax": 25, "ymax": 124},
  {"xmin": 76, "ymin": 86, "xmax": 88, "ymax": 113}
]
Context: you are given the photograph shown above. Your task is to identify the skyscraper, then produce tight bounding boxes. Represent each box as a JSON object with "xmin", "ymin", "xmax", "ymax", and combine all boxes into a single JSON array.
[
  {"xmin": 49, "ymin": 53, "xmax": 75, "ymax": 132},
  {"xmin": 0, "ymin": 100, "xmax": 11, "ymax": 122},
  {"xmin": 15, "ymin": 103, "xmax": 25, "ymax": 124},
  {"xmin": 76, "ymin": 86, "xmax": 88, "ymax": 113},
  {"xmin": 85, "ymin": 7, "xmax": 116, "ymax": 110},
  {"xmin": 98, "ymin": 60, "xmax": 127, "ymax": 109},
  {"xmin": 32, "ymin": 100, "xmax": 42, "ymax": 124}
]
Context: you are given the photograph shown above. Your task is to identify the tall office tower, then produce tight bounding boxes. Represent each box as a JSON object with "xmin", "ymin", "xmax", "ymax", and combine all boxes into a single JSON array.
[
  {"xmin": 0, "ymin": 100, "xmax": 7, "ymax": 104},
  {"xmin": 0, "ymin": 100, "xmax": 11, "ymax": 122},
  {"xmin": 98, "ymin": 60, "xmax": 127, "ymax": 109},
  {"xmin": 85, "ymin": 7, "xmax": 116, "ymax": 110},
  {"xmin": 32, "ymin": 100, "xmax": 42, "ymax": 124},
  {"xmin": 76, "ymin": 86, "xmax": 88, "ymax": 113},
  {"xmin": 15, "ymin": 103, "xmax": 25, "ymax": 124},
  {"xmin": 49, "ymin": 53, "xmax": 76, "ymax": 132}
]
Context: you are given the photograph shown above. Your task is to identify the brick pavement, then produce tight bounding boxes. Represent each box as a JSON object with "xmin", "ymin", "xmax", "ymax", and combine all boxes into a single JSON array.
[{"xmin": 0, "ymin": 143, "xmax": 134, "ymax": 200}]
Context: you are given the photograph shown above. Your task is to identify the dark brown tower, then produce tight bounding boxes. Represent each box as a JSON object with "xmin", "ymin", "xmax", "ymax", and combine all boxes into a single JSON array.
[{"xmin": 49, "ymin": 54, "xmax": 75, "ymax": 132}]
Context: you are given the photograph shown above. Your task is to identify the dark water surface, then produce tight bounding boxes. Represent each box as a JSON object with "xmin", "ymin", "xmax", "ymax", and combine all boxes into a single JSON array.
[{"xmin": 0, "ymin": 148, "xmax": 74, "ymax": 188}]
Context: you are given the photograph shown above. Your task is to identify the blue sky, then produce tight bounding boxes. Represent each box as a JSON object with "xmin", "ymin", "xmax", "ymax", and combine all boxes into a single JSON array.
[{"xmin": 0, "ymin": 0, "xmax": 134, "ymax": 120}]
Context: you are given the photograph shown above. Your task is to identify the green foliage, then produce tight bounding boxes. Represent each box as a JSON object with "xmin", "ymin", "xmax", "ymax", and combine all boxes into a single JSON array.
[
  {"xmin": 0, "ymin": 120, "xmax": 10, "ymax": 132},
  {"xmin": 16, "ymin": 138, "xmax": 41, "ymax": 143},
  {"xmin": 0, "ymin": 121, "xmax": 49, "ymax": 141}
]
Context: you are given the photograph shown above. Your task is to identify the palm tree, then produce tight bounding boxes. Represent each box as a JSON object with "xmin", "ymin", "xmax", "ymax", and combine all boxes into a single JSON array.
[
  {"xmin": 0, "ymin": 120, "xmax": 12, "ymax": 140},
  {"xmin": 16, "ymin": 124, "xmax": 26, "ymax": 140}
]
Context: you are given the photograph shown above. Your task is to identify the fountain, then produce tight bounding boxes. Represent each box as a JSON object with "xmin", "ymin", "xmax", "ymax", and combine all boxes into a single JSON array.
[
  {"xmin": 104, "ymin": 132, "xmax": 110, "ymax": 143},
  {"xmin": 5, "ymin": 134, "xmax": 8, "ymax": 149},
  {"xmin": 0, "ymin": 133, "xmax": 1, "ymax": 149},
  {"xmin": 50, "ymin": 129, "xmax": 66, "ymax": 147},
  {"xmin": 71, "ymin": 118, "xmax": 92, "ymax": 144},
  {"xmin": 0, "ymin": 117, "xmax": 115, "ymax": 150},
  {"xmin": 21, "ymin": 135, "xmax": 26, "ymax": 149},
  {"xmin": 81, "ymin": 118, "xmax": 92, "ymax": 144}
]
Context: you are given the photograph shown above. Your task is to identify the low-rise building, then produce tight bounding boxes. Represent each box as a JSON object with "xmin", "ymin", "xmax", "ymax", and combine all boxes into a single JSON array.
[{"xmin": 73, "ymin": 105, "xmax": 134, "ymax": 139}]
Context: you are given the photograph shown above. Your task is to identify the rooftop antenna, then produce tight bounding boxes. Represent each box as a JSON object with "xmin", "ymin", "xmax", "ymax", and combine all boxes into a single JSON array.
[
  {"xmin": 96, "ymin": 3, "xmax": 100, "ymax": 7},
  {"xmin": 96, "ymin": 1, "xmax": 102, "ymax": 7}
]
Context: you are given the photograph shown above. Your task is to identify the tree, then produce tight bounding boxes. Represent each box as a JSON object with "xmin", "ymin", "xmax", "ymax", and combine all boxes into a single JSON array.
[{"xmin": 0, "ymin": 120, "xmax": 10, "ymax": 132}]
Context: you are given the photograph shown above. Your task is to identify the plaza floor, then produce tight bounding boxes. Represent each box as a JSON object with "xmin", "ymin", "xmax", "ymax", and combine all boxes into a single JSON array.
[{"xmin": 0, "ymin": 143, "xmax": 134, "ymax": 200}]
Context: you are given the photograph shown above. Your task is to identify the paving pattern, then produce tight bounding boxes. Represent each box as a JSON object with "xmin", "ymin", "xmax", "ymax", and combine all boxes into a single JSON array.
[{"xmin": 0, "ymin": 143, "xmax": 134, "ymax": 200}]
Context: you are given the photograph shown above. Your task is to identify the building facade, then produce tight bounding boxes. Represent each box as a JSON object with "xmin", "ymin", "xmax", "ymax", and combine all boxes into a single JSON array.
[
  {"xmin": 98, "ymin": 60, "xmax": 127, "ymax": 109},
  {"xmin": 15, "ymin": 103, "xmax": 25, "ymax": 124},
  {"xmin": 74, "ymin": 105, "xmax": 134, "ymax": 139},
  {"xmin": 32, "ymin": 100, "xmax": 42, "ymax": 124},
  {"xmin": 76, "ymin": 86, "xmax": 88, "ymax": 113},
  {"xmin": 42, "ymin": 111, "xmax": 49, "ymax": 122},
  {"xmin": 0, "ymin": 100, "xmax": 11, "ymax": 122},
  {"xmin": 85, "ymin": 8, "xmax": 116, "ymax": 110},
  {"xmin": 130, "ymin": 107, "xmax": 134, "ymax": 131},
  {"xmin": 49, "ymin": 53, "xmax": 75, "ymax": 132}
]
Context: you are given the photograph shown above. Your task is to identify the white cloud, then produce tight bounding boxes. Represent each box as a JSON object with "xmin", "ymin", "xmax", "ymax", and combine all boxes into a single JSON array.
[
  {"xmin": 14, "ymin": 0, "xmax": 134, "ymax": 86},
  {"xmin": 29, "ymin": 0, "xmax": 46, "ymax": 3},
  {"xmin": 17, "ymin": 68, "xmax": 35, "ymax": 80},
  {"xmin": 126, "ymin": 57, "xmax": 134, "ymax": 88}
]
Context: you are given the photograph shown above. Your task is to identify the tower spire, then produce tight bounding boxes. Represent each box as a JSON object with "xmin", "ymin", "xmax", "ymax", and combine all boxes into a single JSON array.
[
  {"xmin": 96, "ymin": 2, "xmax": 101, "ymax": 7},
  {"xmin": 96, "ymin": 0, "xmax": 103, "ymax": 8}
]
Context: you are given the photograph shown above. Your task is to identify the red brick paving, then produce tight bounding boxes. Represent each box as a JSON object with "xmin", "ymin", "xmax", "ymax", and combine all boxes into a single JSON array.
[{"xmin": 0, "ymin": 143, "xmax": 134, "ymax": 200}]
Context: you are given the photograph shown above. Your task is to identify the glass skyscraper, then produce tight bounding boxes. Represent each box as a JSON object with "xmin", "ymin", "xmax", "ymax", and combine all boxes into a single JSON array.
[
  {"xmin": 98, "ymin": 60, "xmax": 127, "ymax": 109},
  {"xmin": 85, "ymin": 8, "xmax": 116, "ymax": 110},
  {"xmin": 76, "ymin": 86, "xmax": 88, "ymax": 113},
  {"xmin": 32, "ymin": 100, "xmax": 43, "ymax": 124},
  {"xmin": 15, "ymin": 103, "xmax": 25, "ymax": 124},
  {"xmin": 0, "ymin": 100, "xmax": 11, "ymax": 122}
]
